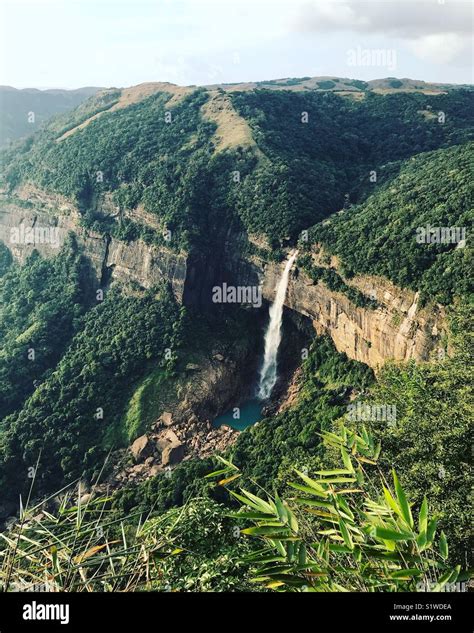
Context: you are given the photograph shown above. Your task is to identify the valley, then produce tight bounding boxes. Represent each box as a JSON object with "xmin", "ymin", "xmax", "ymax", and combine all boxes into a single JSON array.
[{"xmin": 0, "ymin": 76, "xmax": 472, "ymax": 594}]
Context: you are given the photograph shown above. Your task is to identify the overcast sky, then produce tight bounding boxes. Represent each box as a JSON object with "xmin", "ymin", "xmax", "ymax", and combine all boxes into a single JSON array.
[{"xmin": 1, "ymin": 0, "xmax": 472, "ymax": 89}]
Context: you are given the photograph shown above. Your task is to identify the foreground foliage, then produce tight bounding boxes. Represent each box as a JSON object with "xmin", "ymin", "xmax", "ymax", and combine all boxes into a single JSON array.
[{"xmin": 212, "ymin": 426, "xmax": 467, "ymax": 592}]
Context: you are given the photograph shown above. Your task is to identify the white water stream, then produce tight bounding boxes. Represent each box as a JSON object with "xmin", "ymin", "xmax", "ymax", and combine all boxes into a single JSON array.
[{"xmin": 257, "ymin": 251, "xmax": 298, "ymax": 400}]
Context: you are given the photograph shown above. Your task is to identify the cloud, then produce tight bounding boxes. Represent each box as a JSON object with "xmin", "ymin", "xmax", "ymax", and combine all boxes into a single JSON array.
[
  {"xmin": 293, "ymin": 0, "xmax": 472, "ymax": 64},
  {"xmin": 294, "ymin": 0, "xmax": 472, "ymax": 38},
  {"xmin": 409, "ymin": 32, "xmax": 469, "ymax": 64}
]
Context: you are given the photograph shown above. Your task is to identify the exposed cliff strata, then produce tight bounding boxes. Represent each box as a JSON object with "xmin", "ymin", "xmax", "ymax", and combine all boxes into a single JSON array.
[
  {"xmin": 247, "ymin": 256, "xmax": 446, "ymax": 369},
  {"xmin": 0, "ymin": 186, "xmax": 446, "ymax": 370},
  {"xmin": 0, "ymin": 188, "xmax": 187, "ymax": 301}
]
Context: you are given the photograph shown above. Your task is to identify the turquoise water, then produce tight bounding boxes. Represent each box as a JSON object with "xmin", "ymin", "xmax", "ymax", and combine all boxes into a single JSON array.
[{"xmin": 213, "ymin": 399, "xmax": 263, "ymax": 431}]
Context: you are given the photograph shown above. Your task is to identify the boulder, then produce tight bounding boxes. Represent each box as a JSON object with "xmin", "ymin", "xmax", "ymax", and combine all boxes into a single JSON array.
[
  {"xmin": 160, "ymin": 411, "xmax": 173, "ymax": 426},
  {"xmin": 185, "ymin": 363, "xmax": 200, "ymax": 371},
  {"xmin": 213, "ymin": 353, "xmax": 225, "ymax": 362},
  {"xmin": 130, "ymin": 435, "xmax": 152, "ymax": 462},
  {"xmin": 161, "ymin": 442, "xmax": 185, "ymax": 466},
  {"xmin": 157, "ymin": 429, "xmax": 180, "ymax": 449}
]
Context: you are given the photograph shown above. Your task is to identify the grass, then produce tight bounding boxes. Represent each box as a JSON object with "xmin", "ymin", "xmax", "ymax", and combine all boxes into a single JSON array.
[{"xmin": 0, "ymin": 466, "xmax": 185, "ymax": 592}]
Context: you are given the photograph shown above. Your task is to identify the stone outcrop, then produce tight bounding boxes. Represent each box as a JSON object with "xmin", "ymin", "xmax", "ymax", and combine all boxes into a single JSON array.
[
  {"xmin": 130, "ymin": 435, "xmax": 153, "ymax": 462},
  {"xmin": 228, "ymin": 251, "xmax": 447, "ymax": 370},
  {"xmin": 0, "ymin": 185, "xmax": 447, "ymax": 371},
  {"xmin": 0, "ymin": 186, "xmax": 187, "ymax": 301}
]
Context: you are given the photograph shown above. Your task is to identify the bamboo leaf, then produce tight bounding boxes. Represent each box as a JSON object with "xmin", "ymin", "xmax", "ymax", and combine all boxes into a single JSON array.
[
  {"xmin": 439, "ymin": 531, "xmax": 448, "ymax": 560},
  {"xmin": 339, "ymin": 519, "xmax": 354, "ymax": 550},
  {"xmin": 217, "ymin": 473, "xmax": 241, "ymax": 486},
  {"xmin": 392, "ymin": 470, "xmax": 413, "ymax": 528},
  {"xmin": 418, "ymin": 497, "xmax": 428, "ymax": 535},
  {"xmin": 374, "ymin": 527, "xmax": 413, "ymax": 542}
]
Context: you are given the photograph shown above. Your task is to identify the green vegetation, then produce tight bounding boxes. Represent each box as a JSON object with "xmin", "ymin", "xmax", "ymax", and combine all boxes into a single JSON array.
[
  {"xmin": 230, "ymin": 89, "xmax": 473, "ymax": 241},
  {"xmin": 311, "ymin": 143, "xmax": 473, "ymax": 304},
  {"xmin": 358, "ymin": 302, "xmax": 473, "ymax": 560},
  {"xmin": 1, "ymin": 421, "xmax": 466, "ymax": 593},
  {"xmin": 2, "ymin": 89, "xmax": 472, "ymax": 254},
  {"xmin": 0, "ymin": 237, "xmax": 91, "ymax": 419},
  {"xmin": 230, "ymin": 338, "xmax": 374, "ymax": 489},
  {"xmin": 0, "ymin": 483, "xmax": 251, "ymax": 592},
  {"xmin": 0, "ymin": 83, "xmax": 472, "ymax": 593},
  {"xmin": 211, "ymin": 426, "xmax": 465, "ymax": 592},
  {"xmin": 0, "ymin": 276, "xmax": 183, "ymax": 503},
  {"xmin": 297, "ymin": 254, "xmax": 378, "ymax": 308}
]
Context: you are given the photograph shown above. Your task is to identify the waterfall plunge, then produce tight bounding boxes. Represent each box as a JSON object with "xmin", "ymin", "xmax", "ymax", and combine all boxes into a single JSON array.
[{"xmin": 257, "ymin": 251, "xmax": 298, "ymax": 400}]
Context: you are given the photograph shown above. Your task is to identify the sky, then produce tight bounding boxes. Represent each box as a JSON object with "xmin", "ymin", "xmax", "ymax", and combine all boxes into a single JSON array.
[{"xmin": 0, "ymin": 0, "xmax": 472, "ymax": 89}]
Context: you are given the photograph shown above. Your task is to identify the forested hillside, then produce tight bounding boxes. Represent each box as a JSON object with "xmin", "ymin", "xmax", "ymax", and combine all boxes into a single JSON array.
[{"xmin": 0, "ymin": 79, "xmax": 472, "ymax": 594}]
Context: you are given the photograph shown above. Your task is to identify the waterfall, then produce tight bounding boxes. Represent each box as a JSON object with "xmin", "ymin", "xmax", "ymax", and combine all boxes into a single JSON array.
[{"xmin": 257, "ymin": 251, "xmax": 298, "ymax": 400}]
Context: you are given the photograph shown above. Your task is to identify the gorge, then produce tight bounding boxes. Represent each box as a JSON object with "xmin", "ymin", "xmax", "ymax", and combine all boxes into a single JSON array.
[{"xmin": 0, "ymin": 78, "xmax": 471, "ymax": 596}]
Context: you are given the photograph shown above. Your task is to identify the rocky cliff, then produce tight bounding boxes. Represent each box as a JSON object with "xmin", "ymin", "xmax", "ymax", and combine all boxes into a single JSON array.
[
  {"xmin": 0, "ymin": 186, "xmax": 446, "ymax": 371},
  {"xmin": 0, "ymin": 186, "xmax": 188, "ymax": 301},
  {"xmin": 223, "ymin": 243, "xmax": 447, "ymax": 370}
]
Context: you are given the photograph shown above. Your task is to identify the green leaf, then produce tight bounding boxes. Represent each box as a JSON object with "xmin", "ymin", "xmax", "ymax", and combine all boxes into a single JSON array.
[
  {"xmin": 314, "ymin": 477, "xmax": 357, "ymax": 484},
  {"xmin": 240, "ymin": 489, "xmax": 276, "ymax": 515},
  {"xmin": 313, "ymin": 468, "xmax": 354, "ymax": 476},
  {"xmin": 389, "ymin": 568, "xmax": 422, "ymax": 579},
  {"xmin": 432, "ymin": 566, "xmax": 460, "ymax": 592},
  {"xmin": 339, "ymin": 519, "xmax": 354, "ymax": 550},
  {"xmin": 298, "ymin": 543, "xmax": 307, "ymax": 566},
  {"xmin": 294, "ymin": 470, "xmax": 328, "ymax": 494},
  {"xmin": 341, "ymin": 447, "xmax": 354, "ymax": 472},
  {"xmin": 241, "ymin": 526, "xmax": 291, "ymax": 536},
  {"xmin": 426, "ymin": 518, "xmax": 437, "ymax": 546},
  {"xmin": 288, "ymin": 482, "xmax": 328, "ymax": 498},
  {"xmin": 418, "ymin": 497, "xmax": 428, "ymax": 535},
  {"xmin": 293, "ymin": 498, "xmax": 335, "ymax": 511},
  {"xmin": 374, "ymin": 527, "xmax": 413, "ymax": 542},
  {"xmin": 274, "ymin": 495, "xmax": 288, "ymax": 524},
  {"xmin": 439, "ymin": 531, "xmax": 448, "ymax": 560},
  {"xmin": 392, "ymin": 470, "xmax": 413, "ymax": 528}
]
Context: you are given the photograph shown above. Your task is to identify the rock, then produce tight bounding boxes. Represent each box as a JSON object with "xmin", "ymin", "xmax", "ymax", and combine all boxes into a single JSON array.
[
  {"xmin": 79, "ymin": 493, "xmax": 93, "ymax": 505},
  {"xmin": 161, "ymin": 442, "xmax": 185, "ymax": 466},
  {"xmin": 213, "ymin": 353, "xmax": 225, "ymax": 361},
  {"xmin": 130, "ymin": 435, "xmax": 152, "ymax": 462},
  {"xmin": 160, "ymin": 412, "xmax": 173, "ymax": 426},
  {"xmin": 185, "ymin": 363, "xmax": 200, "ymax": 371},
  {"xmin": 163, "ymin": 429, "xmax": 180, "ymax": 445},
  {"xmin": 220, "ymin": 424, "xmax": 233, "ymax": 433},
  {"xmin": 145, "ymin": 456, "xmax": 154, "ymax": 466},
  {"xmin": 149, "ymin": 465, "xmax": 161, "ymax": 476}
]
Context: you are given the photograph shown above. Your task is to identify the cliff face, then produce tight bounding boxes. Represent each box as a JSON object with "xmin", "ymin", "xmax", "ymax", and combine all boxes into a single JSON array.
[
  {"xmin": 234, "ymin": 256, "xmax": 446, "ymax": 369},
  {"xmin": 0, "ymin": 188, "xmax": 446, "ymax": 370},
  {"xmin": 0, "ymin": 187, "xmax": 188, "ymax": 301}
]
